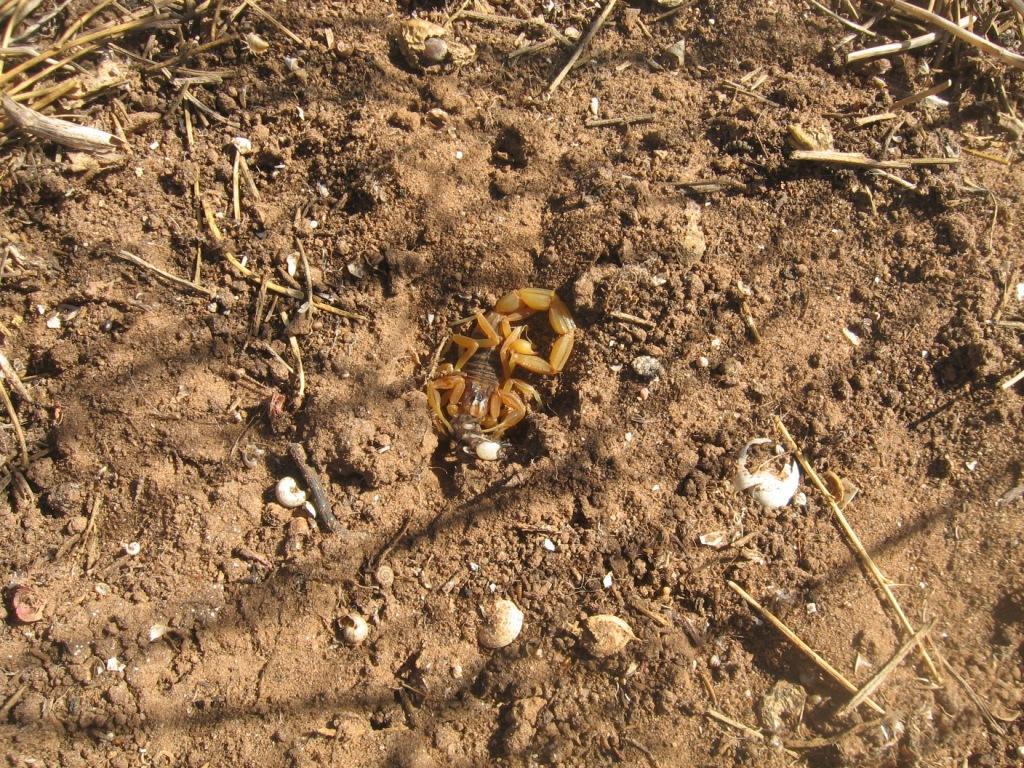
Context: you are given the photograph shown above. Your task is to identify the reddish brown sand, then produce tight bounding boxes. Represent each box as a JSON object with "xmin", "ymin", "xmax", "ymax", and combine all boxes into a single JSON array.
[{"xmin": 1, "ymin": 1, "xmax": 1022, "ymax": 766}]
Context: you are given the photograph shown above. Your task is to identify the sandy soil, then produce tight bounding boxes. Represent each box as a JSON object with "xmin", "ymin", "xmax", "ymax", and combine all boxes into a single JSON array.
[{"xmin": 1, "ymin": 0, "xmax": 1023, "ymax": 766}]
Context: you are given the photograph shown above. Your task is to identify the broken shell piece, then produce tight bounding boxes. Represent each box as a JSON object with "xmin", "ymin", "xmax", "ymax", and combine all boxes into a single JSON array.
[
  {"xmin": 477, "ymin": 599, "xmax": 524, "ymax": 649},
  {"xmin": 582, "ymin": 614, "xmax": 635, "ymax": 658},
  {"xmin": 396, "ymin": 18, "xmax": 475, "ymax": 70},
  {"xmin": 339, "ymin": 613, "xmax": 369, "ymax": 646},
  {"xmin": 275, "ymin": 476, "xmax": 307, "ymax": 508},
  {"xmin": 698, "ymin": 531, "xmax": 729, "ymax": 549},
  {"xmin": 10, "ymin": 584, "xmax": 43, "ymax": 623},
  {"xmin": 732, "ymin": 438, "xmax": 800, "ymax": 510},
  {"xmin": 148, "ymin": 623, "xmax": 170, "ymax": 642}
]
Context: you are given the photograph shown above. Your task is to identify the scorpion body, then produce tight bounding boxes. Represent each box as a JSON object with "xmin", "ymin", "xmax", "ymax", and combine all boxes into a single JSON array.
[{"xmin": 426, "ymin": 289, "xmax": 575, "ymax": 461}]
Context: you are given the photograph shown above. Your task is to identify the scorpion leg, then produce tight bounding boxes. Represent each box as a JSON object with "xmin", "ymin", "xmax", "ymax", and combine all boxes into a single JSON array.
[
  {"xmin": 451, "ymin": 310, "xmax": 501, "ymax": 370},
  {"xmin": 508, "ymin": 378, "xmax": 542, "ymax": 405},
  {"xmin": 426, "ymin": 374, "xmax": 463, "ymax": 432},
  {"xmin": 484, "ymin": 389, "xmax": 527, "ymax": 435}
]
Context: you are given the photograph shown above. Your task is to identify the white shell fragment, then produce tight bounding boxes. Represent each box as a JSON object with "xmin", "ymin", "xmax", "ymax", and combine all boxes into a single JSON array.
[
  {"xmin": 582, "ymin": 614, "xmax": 635, "ymax": 658},
  {"xmin": 475, "ymin": 440, "xmax": 501, "ymax": 462},
  {"xmin": 148, "ymin": 623, "xmax": 170, "ymax": 642},
  {"xmin": 477, "ymin": 599, "xmax": 524, "ymax": 649},
  {"xmin": 275, "ymin": 476, "xmax": 307, "ymax": 508},
  {"xmin": 732, "ymin": 438, "xmax": 800, "ymax": 510},
  {"xmin": 339, "ymin": 613, "xmax": 369, "ymax": 646}
]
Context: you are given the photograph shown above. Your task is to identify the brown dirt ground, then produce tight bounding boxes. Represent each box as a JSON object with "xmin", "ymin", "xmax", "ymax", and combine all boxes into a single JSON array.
[{"xmin": 1, "ymin": 0, "xmax": 1023, "ymax": 765}]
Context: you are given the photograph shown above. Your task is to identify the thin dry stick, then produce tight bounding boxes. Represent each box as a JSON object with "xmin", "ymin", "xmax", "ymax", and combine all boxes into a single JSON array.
[
  {"xmin": 3, "ymin": 94, "xmax": 119, "ymax": 150},
  {"xmin": 705, "ymin": 708, "xmax": 799, "ymax": 758},
  {"xmin": 727, "ymin": 580, "xmax": 886, "ymax": 715},
  {"xmin": 846, "ymin": 14, "xmax": 973, "ymax": 63},
  {"xmin": 773, "ymin": 417, "xmax": 943, "ymax": 683},
  {"xmin": 295, "ymin": 238, "xmax": 314, "ymax": 310},
  {"xmin": 222, "ymin": 252, "xmax": 366, "ymax": 321},
  {"xmin": 836, "ymin": 619, "xmax": 936, "ymax": 717},
  {"xmin": 791, "ymin": 149, "xmax": 912, "ymax": 169},
  {"xmin": 115, "ymin": 250, "xmax": 216, "ymax": 297},
  {"xmin": 891, "ymin": 78, "xmax": 952, "ymax": 109},
  {"xmin": 937, "ymin": 652, "xmax": 1007, "ymax": 735},
  {"xmin": 887, "ymin": 0, "xmax": 1024, "ymax": 68},
  {"xmin": 0, "ymin": 376, "xmax": 29, "ymax": 468},
  {"xmin": 807, "ymin": 0, "xmax": 878, "ymax": 35},
  {"xmin": 998, "ymin": 366, "xmax": 1024, "ymax": 390},
  {"xmin": 585, "ymin": 112, "xmax": 656, "ymax": 128},
  {"xmin": 547, "ymin": 0, "xmax": 617, "ymax": 94},
  {"xmin": 0, "ymin": 351, "xmax": 32, "ymax": 403},
  {"xmin": 608, "ymin": 310, "xmax": 656, "ymax": 329},
  {"xmin": 232, "ymin": 148, "xmax": 241, "ymax": 221},
  {"xmin": 246, "ymin": 0, "xmax": 302, "ymax": 44},
  {"xmin": 288, "ymin": 334, "xmax": 305, "ymax": 406}
]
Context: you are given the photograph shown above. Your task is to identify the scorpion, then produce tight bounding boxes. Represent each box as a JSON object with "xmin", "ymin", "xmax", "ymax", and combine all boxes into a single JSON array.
[{"xmin": 426, "ymin": 288, "xmax": 576, "ymax": 461}]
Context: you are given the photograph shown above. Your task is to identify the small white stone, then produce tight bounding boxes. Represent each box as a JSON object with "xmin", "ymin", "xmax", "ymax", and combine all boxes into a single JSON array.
[
  {"xmin": 454, "ymin": 150, "xmax": 464, "ymax": 160},
  {"xmin": 624, "ymin": 432, "xmax": 633, "ymax": 443},
  {"xmin": 148, "ymin": 623, "xmax": 170, "ymax": 642},
  {"xmin": 806, "ymin": 603, "xmax": 817, "ymax": 615},
  {"xmin": 965, "ymin": 460, "xmax": 978, "ymax": 472},
  {"xmin": 45, "ymin": 315, "xmax": 61, "ymax": 329},
  {"xmin": 697, "ymin": 356, "xmax": 710, "ymax": 368},
  {"xmin": 231, "ymin": 136, "xmax": 253, "ymax": 154},
  {"xmin": 602, "ymin": 571, "xmax": 613, "ymax": 589},
  {"xmin": 542, "ymin": 538, "xmax": 556, "ymax": 552},
  {"xmin": 106, "ymin": 656, "xmax": 126, "ymax": 673}
]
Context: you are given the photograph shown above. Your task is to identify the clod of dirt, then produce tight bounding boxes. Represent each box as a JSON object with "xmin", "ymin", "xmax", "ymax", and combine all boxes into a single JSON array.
[
  {"xmin": 581, "ymin": 614, "xmax": 635, "ymax": 658},
  {"xmin": 631, "ymin": 355, "xmax": 663, "ymax": 380},
  {"xmin": 396, "ymin": 19, "xmax": 474, "ymax": 70},
  {"xmin": 410, "ymin": 640, "xmax": 483, "ymax": 701},
  {"xmin": 758, "ymin": 680, "xmax": 807, "ymax": 733},
  {"xmin": 499, "ymin": 696, "xmax": 547, "ymax": 756},
  {"xmin": 477, "ymin": 599, "xmax": 524, "ymax": 649},
  {"xmin": 10, "ymin": 584, "xmax": 44, "ymax": 623}
]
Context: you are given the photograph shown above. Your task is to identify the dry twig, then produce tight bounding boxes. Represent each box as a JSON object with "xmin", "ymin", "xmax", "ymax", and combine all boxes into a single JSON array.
[
  {"xmin": 836, "ymin": 619, "xmax": 936, "ymax": 717},
  {"xmin": 547, "ymin": 0, "xmax": 617, "ymax": 94},
  {"xmin": 727, "ymin": 580, "xmax": 886, "ymax": 715},
  {"xmin": 774, "ymin": 417, "xmax": 943, "ymax": 682},
  {"xmin": 3, "ymin": 93, "xmax": 120, "ymax": 150}
]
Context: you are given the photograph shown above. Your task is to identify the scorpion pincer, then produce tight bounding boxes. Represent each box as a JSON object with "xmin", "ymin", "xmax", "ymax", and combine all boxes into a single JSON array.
[{"xmin": 426, "ymin": 288, "xmax": 576, "ymax": 461}]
